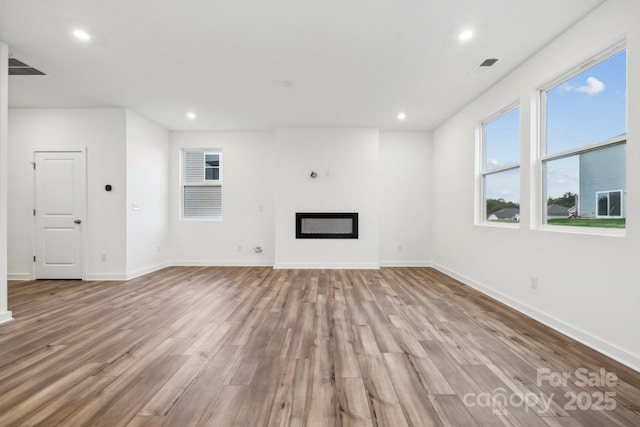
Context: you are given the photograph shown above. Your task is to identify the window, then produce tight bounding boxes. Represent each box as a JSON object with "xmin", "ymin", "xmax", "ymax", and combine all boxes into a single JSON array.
[
  {"xmin": 596, "ymin": 190, "xmax": 623, "ymax": 218},
  {"xmin": 204, "ymin": 153, "xmax": 221, "ymax": 181},
  {"xmin": 480, "ymin": 105, "xmax": 520, "ymax": 223},
  {"xmin": 182, "ymin": 150, "xmax": 222, "ymax": 219},
  {"xmin": 541, "ymin": 46, "xmax": 626, "ymax": 228}
]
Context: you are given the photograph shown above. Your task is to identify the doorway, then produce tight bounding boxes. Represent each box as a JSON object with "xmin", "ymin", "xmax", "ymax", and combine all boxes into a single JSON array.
[{"xmin": 33, "ymin": 150, "xmax": 86, "ymax": 279}]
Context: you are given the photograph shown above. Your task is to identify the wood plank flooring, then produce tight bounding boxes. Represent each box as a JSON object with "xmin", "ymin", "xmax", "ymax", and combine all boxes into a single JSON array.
[{"xmin": 0, "ymin": 267, "xmax": 639, "ymax": 426}]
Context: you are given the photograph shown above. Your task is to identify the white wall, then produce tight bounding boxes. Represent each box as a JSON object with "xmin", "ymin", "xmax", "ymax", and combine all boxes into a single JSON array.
[
  {"xmin": 8, "ymin": 108, "xmax": 128, "ymax": 280},
  {"xmin": 169, "ymin": 128, "xmax": 432, "ymax": 269},
  {"xmin": 379, "ymin": 131, "xmax": 432, "ymax": 266},
  {"xmin": 0, "ymin": 42, "xmax": 11, "ymax": 323},
  {"xmin": 431, "ymin": 0, "xmax": 640, "ymax": 370},
  {"xmin": 274, "ymin": 128, "xmax": 379, "ymax": 268},
  {"xmin": 125, "ymin": 111, "xmax": 170, "ymax": 278},
  {"xmin": 169, "ymin": 131, "xmax": 275, "ymax": 265},
  {"xmin": 6, "ymin": 121, "xmax": 433, "ymax": 277}
]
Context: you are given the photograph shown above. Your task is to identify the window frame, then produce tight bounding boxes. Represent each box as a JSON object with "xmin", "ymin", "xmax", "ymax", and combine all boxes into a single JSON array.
[
  {"xmin": 596, "ymin": 189, "xmax": 624, "ymax": 218},
  {"xmin": 537, "ymin": 42, "xmax": 626, "ymax": 230},
  {"xmin": 181, "ymin": 149, "xmax": 223, "ymax": 221},
  {"xmin": 204, "ymin": 152, "xmax": 222, "ymax": 182},
  {"xmin": 478, "ymin": 102, "xmax": 521, "ymax": 226}
]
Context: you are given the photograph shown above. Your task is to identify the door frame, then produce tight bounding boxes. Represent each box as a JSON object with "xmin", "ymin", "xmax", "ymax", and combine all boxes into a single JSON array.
[{"xmin": 32, "ymin": 147, "xmax": 88, "ymax": 280}]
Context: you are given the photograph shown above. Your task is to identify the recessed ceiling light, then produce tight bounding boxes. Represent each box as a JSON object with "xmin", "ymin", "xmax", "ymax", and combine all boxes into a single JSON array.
[
  {"xmin": 186, "ymin": 112, "xmax": 197, "ymax": 120},
  {"xmin": 397, "ymin": 112, "xmax": 407, "ymax": 120},
  {"xmin": 72, "ymin": 29, "xmax": 91, "ymax": 42},
  {"xmin": 458, "ymin": 30, "xmax": 474, "ymax": 41}
]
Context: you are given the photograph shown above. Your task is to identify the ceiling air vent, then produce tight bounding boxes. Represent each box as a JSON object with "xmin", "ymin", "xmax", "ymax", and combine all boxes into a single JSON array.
[
  {"xmin": 8, "ymin": 58, "xmax": 45, "ymax": 75},
  {"xmin": 479, "ymin": 58, "xmax": 499, "ymax": 67},
  {"xmin": 471, "ymin": 58, "xmax": 499, "ymax": 76}
]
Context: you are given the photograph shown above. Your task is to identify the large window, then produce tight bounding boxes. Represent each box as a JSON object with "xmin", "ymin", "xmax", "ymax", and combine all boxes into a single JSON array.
[
  {"xmin": 182, "ymin": 149, "xmax": 223, "ymax": 219},
  {"xmin": 541, "ymin": 47, "xmax": 626, "ymax": 228},
  {"xmin": 481, "ymin": 105, "xmax": 520, "ymax": 223}
]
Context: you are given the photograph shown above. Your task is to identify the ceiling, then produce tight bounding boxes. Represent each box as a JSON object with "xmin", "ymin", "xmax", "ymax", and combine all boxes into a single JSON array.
[{"xmin": 0, "ymin": 0, "xmax": 605, "ymax": 131}]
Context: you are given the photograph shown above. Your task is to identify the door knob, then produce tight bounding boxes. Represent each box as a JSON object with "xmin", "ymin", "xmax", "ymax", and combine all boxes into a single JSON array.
[{"xmin": 74, "ymin": 219, "xmax": 82, "ymax": 224}]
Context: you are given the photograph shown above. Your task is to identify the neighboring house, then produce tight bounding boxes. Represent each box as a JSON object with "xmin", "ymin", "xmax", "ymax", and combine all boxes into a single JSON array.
[
  {"xmin": 488, "ymin": 208, "xmax": 520, "ymax": 221},
  {"xmin": 547, "ymin": 204, "xmax": 570, "ymax": 218},
  {"xmin": 579, "ymin": 143, "xmax": 626, "ymax": 218}
]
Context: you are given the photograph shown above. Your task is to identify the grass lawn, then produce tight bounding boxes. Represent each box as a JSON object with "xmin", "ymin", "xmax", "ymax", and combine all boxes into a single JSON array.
[{"xmin": 547, "ymin": 218, "xmax": 625, "ymax": 228}]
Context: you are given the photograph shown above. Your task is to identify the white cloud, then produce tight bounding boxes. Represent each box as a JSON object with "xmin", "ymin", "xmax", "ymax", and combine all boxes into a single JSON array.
[
  {"xmin": 575, "ymin": 76, "xmax": 605, "ymax": 96},
  {"xmin": 546, "ymin": 164, "xmax": 579, "ymax": 198},
  {"xmin": 560, "ymin": 83, "xmax": 574, "ymax": 93}
]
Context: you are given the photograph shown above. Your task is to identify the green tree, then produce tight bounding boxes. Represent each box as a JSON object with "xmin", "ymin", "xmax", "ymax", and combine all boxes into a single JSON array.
[{"xmin": 547, "ymin": 192, "xmax": 577, "ymax": 208}]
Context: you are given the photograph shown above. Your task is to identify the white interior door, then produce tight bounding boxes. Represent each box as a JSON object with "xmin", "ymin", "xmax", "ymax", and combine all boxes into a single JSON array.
[{"xmin": 34, "ymin": 151, "xmax": 86, "ymax": 279}]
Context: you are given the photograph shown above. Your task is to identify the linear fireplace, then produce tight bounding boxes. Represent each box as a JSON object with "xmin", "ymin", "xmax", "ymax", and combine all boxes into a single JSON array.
[{"xmin": 296, "ymin": 212, "xmax": 358, "ymax": 239}]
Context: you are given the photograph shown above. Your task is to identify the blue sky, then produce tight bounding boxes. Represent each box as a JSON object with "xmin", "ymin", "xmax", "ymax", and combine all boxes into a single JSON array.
[
  {"xmin": 547, "ymin": 49, "xmax": 626, "ymax": 154},
  {"xmin": 485, "ymin": 49, "xmax": 626, "ymax": 202},
  {"xmin": 485, "ymin": 107, "xmax": 520, "ymax": 171},
  {"xmin": 485, "ymin": 107, "xmax": 520, "ymax": 203}
]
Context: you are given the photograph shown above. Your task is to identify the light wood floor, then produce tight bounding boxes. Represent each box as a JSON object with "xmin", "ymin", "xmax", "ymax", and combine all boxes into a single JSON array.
[{"xmin": 1, "ymin": 267, "xmax": 639, "ymax": 426}]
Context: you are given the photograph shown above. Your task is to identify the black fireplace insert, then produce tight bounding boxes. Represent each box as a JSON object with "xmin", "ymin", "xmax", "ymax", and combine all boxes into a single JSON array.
[{"xmin": 295, "ymin": 212, "xmax": 358, "ymax": 239}]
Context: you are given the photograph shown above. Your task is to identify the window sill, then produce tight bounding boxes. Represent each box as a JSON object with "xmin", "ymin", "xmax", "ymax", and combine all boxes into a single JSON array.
[
  {"xmin": 181, "ymin": 217, "xmax": 223, "ymax": 222},
  {"xmin": 537, "ymin": 224, "xmax": 625, "ymax": 237},
  {"xmin": 477, "ymin": 221, "xmax": 520, "ymax": 229}
]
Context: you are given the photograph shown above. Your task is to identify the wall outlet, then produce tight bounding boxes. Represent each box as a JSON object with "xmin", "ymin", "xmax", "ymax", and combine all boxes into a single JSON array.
[
  {"xmin": 530, "ymin": 276, "xmax": 538, "ymax": 290},
  {"xmin": 101, "ymin": 253, "xmax": 107, "ymax": 262},
  {"xmin": 237, "ymin": 245, "xmax": 242, "ymax": 252},
  {"xmin": 397, "ymin": 244, "xmax": 403, "ymax": 252}
]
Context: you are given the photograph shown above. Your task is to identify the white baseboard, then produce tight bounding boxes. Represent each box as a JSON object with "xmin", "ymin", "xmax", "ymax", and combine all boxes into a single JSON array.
[
  {"xmin": 0, "ymin": 311, "xmax": 13, "ymax": 324},
  {"xmin": 273, "ymin": 262, "xmax": 380, "ymax": 270},
  {"xmin": 432, "ymin": 263, "xmax": 640, "ymax": 373},
  {"xmin": 379, "ymin": 261, "xmax": 433, "ymax": 268},
  {"xmin": 7, "ymin": 273, "xmax": 34, "ymax": 281},
  {"xmin": 171, "ymin": 260, "xmax": 275, "ymax": 267},
  {"xmin": 83, "ymin": 273, "xmax": 129, "ymax": 281},
  {"xmin": 125, "ymin": 262, "xmax": 171, "ymax": 280},
  {"xmin": 83, "ymin": 262, "xmax": 171, "ymax": 281}
]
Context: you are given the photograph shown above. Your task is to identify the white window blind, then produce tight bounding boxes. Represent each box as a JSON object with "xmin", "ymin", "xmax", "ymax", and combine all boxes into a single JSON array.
[
  {"xmin": 184, "ymin": 186, "xmax": 222, "ymax": 218},
  {"xmin": 182, "ymin": 149, "xmax": 222, "ymax": 219},
  {"xmin": 185, "ymin": 151, "xmax": 205, "ymax": 182}
]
